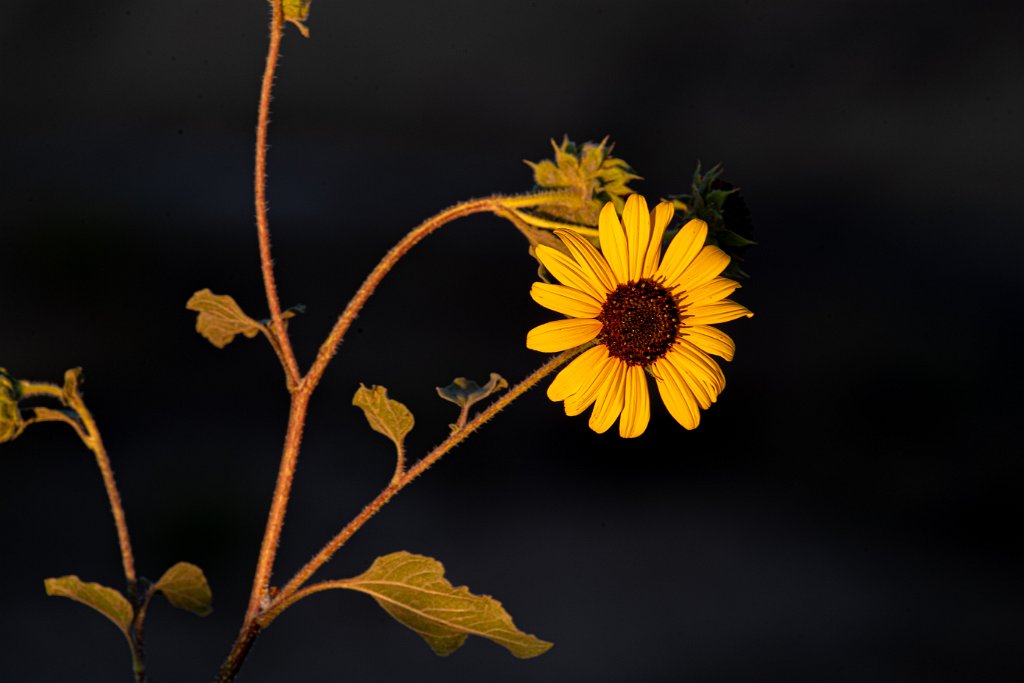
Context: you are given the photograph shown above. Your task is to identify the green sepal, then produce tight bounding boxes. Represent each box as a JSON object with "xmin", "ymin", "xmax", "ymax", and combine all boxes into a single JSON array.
[{"xmin": 667, "ymin": 162, "xmax": 755, "ymax": 279}]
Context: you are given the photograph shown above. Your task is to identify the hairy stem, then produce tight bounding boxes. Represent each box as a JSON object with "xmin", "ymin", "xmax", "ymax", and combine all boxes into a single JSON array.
[
  {"xmin": 304, "ymin": 190, "xmax": 575, "ymax": 391},
  {"xmin": 254, "ymin": 0, "xmax": 301, "ymax": 389},
  {"xmin": 22, "ymin": 379, "xmax": 143, "ymax": 679}
]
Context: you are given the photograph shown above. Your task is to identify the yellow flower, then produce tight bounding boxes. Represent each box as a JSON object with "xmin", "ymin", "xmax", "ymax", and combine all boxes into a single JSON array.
[{"xmin": 526, "ymin": 194, "xmax": 752, "ymax": 437}]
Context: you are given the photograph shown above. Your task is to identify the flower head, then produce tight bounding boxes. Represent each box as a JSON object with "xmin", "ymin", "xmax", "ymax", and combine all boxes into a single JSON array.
[{"xmin": 526, "ymin": 194, "xmax": 752, "ymax": 437}]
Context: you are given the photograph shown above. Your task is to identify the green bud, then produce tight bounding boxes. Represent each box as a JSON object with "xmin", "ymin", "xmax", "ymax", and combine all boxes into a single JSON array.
[
  {"xmin": 524, "ymin": 136, "xmax": 641, "ymax": 228},
  {"xmin": 668, "ymin": 163, "xmax": 755, "ymax": 279}
]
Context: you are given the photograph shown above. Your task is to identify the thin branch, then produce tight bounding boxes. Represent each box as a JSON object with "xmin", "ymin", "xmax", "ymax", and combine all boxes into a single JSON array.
[{"xmin": 254, "ymin": 0, "xmax": 301, "ymax": 389}]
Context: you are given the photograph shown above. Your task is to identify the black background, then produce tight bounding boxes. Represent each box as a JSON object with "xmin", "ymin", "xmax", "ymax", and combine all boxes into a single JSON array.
[{"xmin": 2, "ymin": 2, "xmax": 1022, "ymax": 681}]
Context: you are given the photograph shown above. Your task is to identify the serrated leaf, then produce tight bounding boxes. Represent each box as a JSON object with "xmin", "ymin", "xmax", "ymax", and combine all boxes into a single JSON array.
[
  {"xmin": 153, "ymin": 562, "xmax": 213, "ymax": 617},
  {"xmin": 44, "ymin": 575, "xmax": 134, "ymax": 640},
  {"xmin": 352, "ymin": 385, "xmax": 414, "ymax": 456},
  {"xmin": 341, "ymin": 551, "xmax": 552, "ymax": 658},
  {"xmin": 437, "ymin": 373, "xmax": 508, "ymax": 411},
  {"xmin": 186, "ymin": 289, "xmax": 266, "ymax": 349}
]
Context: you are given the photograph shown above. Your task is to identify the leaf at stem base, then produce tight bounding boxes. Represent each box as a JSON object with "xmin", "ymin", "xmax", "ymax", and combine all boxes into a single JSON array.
[{"xmin": 342, "ymin": 551, "xmax": 552, "ymax": 658}]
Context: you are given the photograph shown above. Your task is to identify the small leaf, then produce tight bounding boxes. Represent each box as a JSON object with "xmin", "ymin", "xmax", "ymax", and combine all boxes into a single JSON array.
[
  {"xmin": 186, "ymin": 289, "xmax": 266, "ymax": 349},
  {"xmin": 352, "ymin": 385, "xmax": 414, "ymax": 455},
  {"xmin": 437, "ymin": 373, "xmax": 508, "ymax": 412},
  {"xmin": 341, "ymin": 551, "xmax": 552, "ymax": 658},
  {"xmin": 153, "ymin": 562, "xmax": 213, "ymax": 617},
  {"xmin": 282, "ymin": 0, "xmax": 312, "ymax": 37},
  {"xmin": 44, "ymin": 576, "xmax": 133, "ymax": 641}
]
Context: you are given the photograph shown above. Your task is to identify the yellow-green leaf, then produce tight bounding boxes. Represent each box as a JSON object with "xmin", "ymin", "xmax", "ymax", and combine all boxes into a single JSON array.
[
  {"xmin": 186, "ymin": 289, "xmax": 265, "ymax": 349},
  {"xmin": 44, "ymin": 575, "xmax": 133, "ymax": 641},
  {"xmin": 341, "ymin": 551, "xmax": 552, "ymax": 658},
  {"xmin": 352, "ymin": 385, "xmax": 413, "ymax": 456},
  {"xmin": 153, "ymin": 562, "xmax": 213, "ymax": 617},
  {"xmin": 282, "ymin": 0, "xmax": 312, "ymax": 37}
]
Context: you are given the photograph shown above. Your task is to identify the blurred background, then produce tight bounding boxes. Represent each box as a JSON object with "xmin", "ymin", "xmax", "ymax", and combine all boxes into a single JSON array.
[{"xmin": 2, "ymin": 1, "xmax": 1022, "ymax": 681}]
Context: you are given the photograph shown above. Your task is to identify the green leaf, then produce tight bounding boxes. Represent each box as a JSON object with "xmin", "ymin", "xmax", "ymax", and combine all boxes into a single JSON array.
[
  {"xmin": 341, "ymin": 551, "xmax": 552, "ymax": 658},
  {"xmin": 437, "ymin": 373, "xmax": 508, "ymax": 411},
  {"xmin": 153, "ymin": 562, "xmax": 213, "ymax": 617},
  {"xmin": 186, "ymin": 289, "xmax": 266, "ymax": 349},
  {"xmin": 282, "ymin": 0, "xmax": 312, "ymax": 37},
  {"xmin": 44, "ymin": 575, "xmax": 134, "ymax": 641},
  {"xmin": 352, "ymin": 385, "xmax": 414, "ymax": 456}
]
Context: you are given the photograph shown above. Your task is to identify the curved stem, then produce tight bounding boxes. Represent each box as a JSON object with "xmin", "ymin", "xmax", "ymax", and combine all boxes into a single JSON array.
[
  {"xmin": 303, "ymin": 190, "xmax": 575, "ymax": 391},
  {"xmin": 22, "ymin": 379, "xmax": 143, "ymax": 679},
  {"xmin": 79, "ymin": 403, "xmax": 137, "ymax": 588},
  {"xmin": 22, "ymin": 380, "xmax": 138, "ymax": 588},
  {"xmin": 255, "ymin": 0, "xmax": 301, "ymax": 389}
]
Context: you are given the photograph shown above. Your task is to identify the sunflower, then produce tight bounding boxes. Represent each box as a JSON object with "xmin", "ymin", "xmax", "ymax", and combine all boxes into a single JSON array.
[{"xmin": 526, "ymin": 193, "xmax": 752, "ymax": 437}]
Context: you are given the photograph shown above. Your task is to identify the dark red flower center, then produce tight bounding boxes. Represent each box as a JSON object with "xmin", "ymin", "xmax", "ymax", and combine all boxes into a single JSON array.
[{"xmin": 597, "ymin": 278, "xmax": 682, "ymax": 366}]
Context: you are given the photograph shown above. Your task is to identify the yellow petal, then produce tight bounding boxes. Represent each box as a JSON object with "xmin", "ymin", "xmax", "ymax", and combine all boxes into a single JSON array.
[
  {"xmin": 536, "ymin": 245, "xmax": 606, "ymax": 301},
  {"xmin": 656, "ymin": 218, "xmax": 707, "ymax": 285},
  {"xmin": 683, "ymin": 325, "xmax": 736, "ymax": 361},
  {"xmin": 554, "ymin": 229, "xmax": 616, "ymax": 293},
  {"xmin": 621, "ymin": 194, "xmax": 650, "ymax": 281},
  {"xmin": 530, "ymin": 282, "xmax": 602, "ymax": 318},
  {"xmin": 670, "ymin": 246, "xmax": 730, "ymax": 292},
  {"xmin": 547, "ymin": 345, "xmax": 609, "ymax": 402},
  {"xmin": 643, "ymin": 201, "xmax": 674, "ymax": 278},
  {"xmin": 564, "ymin": 354, "xmax": 615, "ymax": 416},
  {"xmin": 664, "ymin": 348, "xmax": 716, "ymax": 408},
  {"xmin": 653, "ymin": 358, "xmax": 701, "ymax": 430},
  {"xmin": 598, "ymin": 202, "xmax": 629, "ymax": 285},
  {"xmin": 588, "ymin": 359, "xmax": 626, "ymax": 433},
  {"xmin": 680, "ymin": 277, "xmax": 741, "ymax": 306},
  {"xmin": 685, "ymin": 300, "xmax": 753, "ymax": 325},
  {"xmin": 619, "ymin": 365, "xmax": 650, "ymax": 438},
  {"xmin": 670, "ymin": 341, "xmax": 725, "ymax": 394},
  {"xmin": 526, "ymin": 318, "xmax": 602, "ymax": 353}
]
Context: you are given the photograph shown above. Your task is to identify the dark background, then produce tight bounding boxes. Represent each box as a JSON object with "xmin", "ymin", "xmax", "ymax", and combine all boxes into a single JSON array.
[{"xmin": 2, "ymin": 1, "xmax": 1022, "ymax": 681}]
